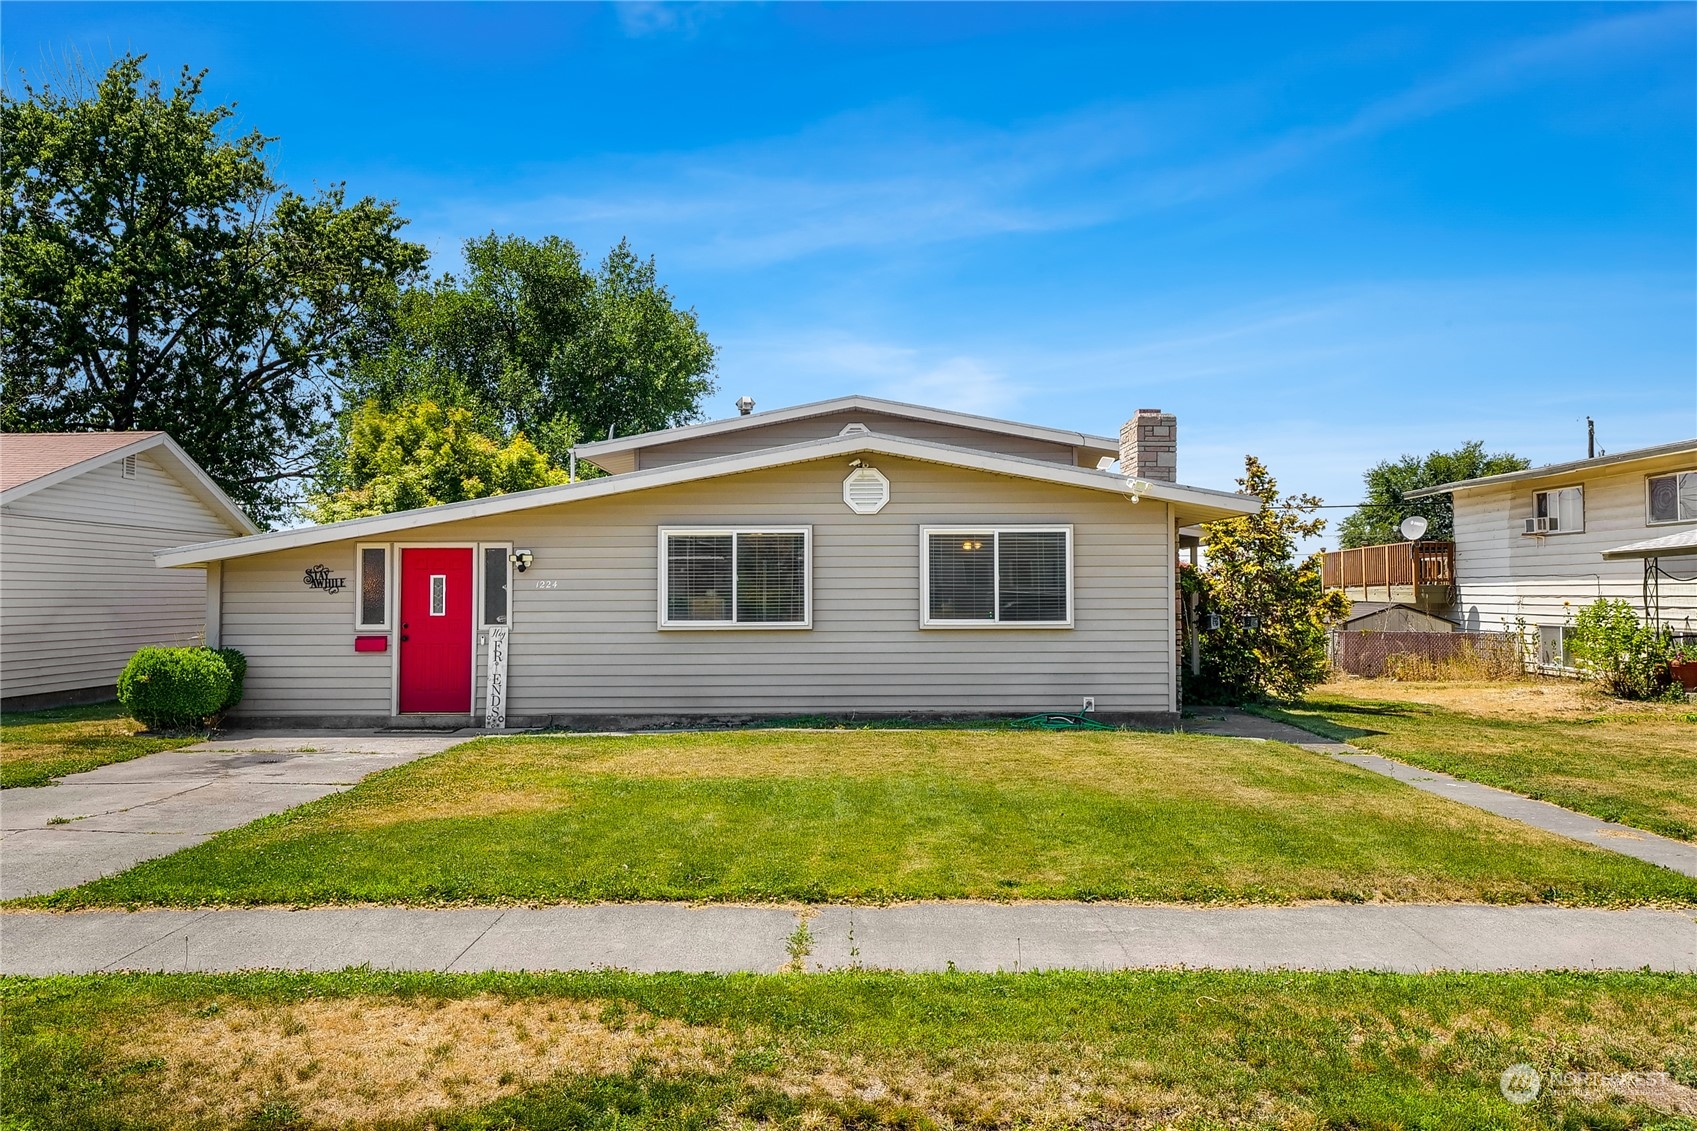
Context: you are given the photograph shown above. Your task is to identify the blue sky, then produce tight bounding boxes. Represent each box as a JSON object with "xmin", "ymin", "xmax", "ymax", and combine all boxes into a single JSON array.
[{"xmin": 5, "ymin": 2, "xmax": 1694, "ymax": 535}]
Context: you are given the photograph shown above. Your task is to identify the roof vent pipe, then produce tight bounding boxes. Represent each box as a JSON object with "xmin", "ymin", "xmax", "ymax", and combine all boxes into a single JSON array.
[{"xmin": 736, "ymin": 396, "xmax": 755, "ymax": 416}]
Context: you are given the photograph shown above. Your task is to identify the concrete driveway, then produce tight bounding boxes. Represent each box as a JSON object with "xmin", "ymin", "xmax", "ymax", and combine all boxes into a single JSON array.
[{"xmin": 0, "ymin": 731, "xmax": 466, "ymax": 900}]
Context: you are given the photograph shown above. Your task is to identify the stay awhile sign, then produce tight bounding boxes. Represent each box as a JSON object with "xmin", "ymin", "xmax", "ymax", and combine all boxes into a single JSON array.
[{"xmin": 302, "ymin": 564, "xmax": 348, "ymax": 595}]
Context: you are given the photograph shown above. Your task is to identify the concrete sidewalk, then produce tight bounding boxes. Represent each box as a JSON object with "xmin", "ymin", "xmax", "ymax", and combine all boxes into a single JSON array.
[
  {"xmin": 0, "ymin": 731, "xmax": 464, "ymax": 899},
  {"xmin": 1185, "ymin": 710, "xmax": 1697, "ymax": 878},
  {"xmin": 2, "ymin": 903, "xmax": 1691, "ymax": 976}
]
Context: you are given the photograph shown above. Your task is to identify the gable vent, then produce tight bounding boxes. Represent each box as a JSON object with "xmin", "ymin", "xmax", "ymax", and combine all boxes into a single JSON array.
[
  {"xmin": 121, "ymin": 455, "xmax": 138, "ymax": 479},
  {"xmin": 838, "ymin": 422, "xmax": 870, "ymax": 435},
  {"xmin": 843, "ymin": 467, "xmax": 890, "ymax": 515}
]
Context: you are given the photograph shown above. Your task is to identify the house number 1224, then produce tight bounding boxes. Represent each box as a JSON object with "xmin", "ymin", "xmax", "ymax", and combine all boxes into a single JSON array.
[{"xmin": 534, "ymin": 579, "xmax": 560, "ymax": 589}]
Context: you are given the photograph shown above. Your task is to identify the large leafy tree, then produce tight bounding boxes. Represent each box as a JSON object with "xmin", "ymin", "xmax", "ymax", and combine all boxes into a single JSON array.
[
  {"xmin": 343, "ymin": 233, "xmax": 717, "ymax": 471},
  {"xmin": 1337, "ymin": 442, "xmax": 1529, "ymax": 547},
  {"xmin": 307, "ymin": 400, "xmax": 567, "ymax": 523},
  {"xmin": 0, "ymin": 55, "xmax": 428, "ymax": 524},
  {"xmin": 1190, "ymin": 456, "xmax": 1350, "ymax": 702}
]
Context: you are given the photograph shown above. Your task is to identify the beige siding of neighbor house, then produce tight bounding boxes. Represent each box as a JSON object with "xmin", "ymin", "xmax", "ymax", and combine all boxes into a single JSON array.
[
  {"xmin": 218, "ymin": 455, "xmax": 1175, "ymax": 722},
  {"xmin": 1449, "ymin": 449, "xmax": 1697, "ymax": 637},
  {"xmin": 606, "ymin": 410, "xmax": 1100, "ymax": 473},
  {"xmin": 0, "ymin": 452, "xmax": 243, "ymax": 702}
]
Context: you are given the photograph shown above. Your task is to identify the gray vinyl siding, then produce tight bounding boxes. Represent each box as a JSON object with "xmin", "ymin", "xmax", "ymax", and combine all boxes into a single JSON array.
[
  {"xmin": 1449, "ymin": 450, "xmax": 1697, "ymax": 635},
  {"xmin": 219, "ymin": 455, "xmax": 1175, "ymax": 721},
  {"xmin": 0, "ymin": 452, "xmax": 243, "ymax": 702},
  {"xmin": 613, "ymin": 410, "xmax": 1096, "ymax": 472}
]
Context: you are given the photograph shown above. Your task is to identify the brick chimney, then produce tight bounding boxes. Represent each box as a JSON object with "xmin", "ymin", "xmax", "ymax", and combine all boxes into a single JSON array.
[{"xmin": 1119, "ymin": 408, "xmax": 1177, "ymax": 483}]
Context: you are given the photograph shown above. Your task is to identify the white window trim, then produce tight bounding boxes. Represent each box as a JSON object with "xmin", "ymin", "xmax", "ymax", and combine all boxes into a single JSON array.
[
  {"xmin": 1527, "ymin": 485, "xmax": 1585, "ymax": 536},
  {"xmin": 919, "ymin": 525, "xmax": 1074, "ymax": 629},
  {"xmin": 354, "ymin": 542, "xmax": 392, "ymax": 631},
  {"xmin": 479, "ymin": 542, "xmax": 514, "ymax": 627},
  {"xmin": 657, "ymin": 526, "xmax": 813, "ymax": 630},
  {"xmin": 1645, "ymin": 469, "xmax": 1697, "ymax": 527}
]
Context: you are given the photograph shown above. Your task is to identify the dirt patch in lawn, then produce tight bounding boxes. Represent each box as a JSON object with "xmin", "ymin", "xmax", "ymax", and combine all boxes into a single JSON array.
[
  {"xmin": 122, "ymin": 994, "xmax": 717, "ymax": 1126},
  {"xmin": 1313, "ymin": 678, "xmax": 1690, "ymax": 722}
]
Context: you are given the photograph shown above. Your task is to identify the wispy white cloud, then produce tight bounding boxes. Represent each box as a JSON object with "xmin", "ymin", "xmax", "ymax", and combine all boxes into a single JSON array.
[
  {"xmin": 614, "ymin": 2, "xmax": 726, "ymax": 39},
  {"xmin": 411, "ymin": 6, "xmax": 1684, "ymax": 269},
  {"xmin": 717, "ymin": 329, "xmax": 1027, "ymax": 417}
]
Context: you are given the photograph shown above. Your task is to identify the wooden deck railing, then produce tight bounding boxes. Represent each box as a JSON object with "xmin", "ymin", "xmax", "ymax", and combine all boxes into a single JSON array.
[{"xmin": 1322, "ymin": 541, "xmax": 1454, "ymax": 603}]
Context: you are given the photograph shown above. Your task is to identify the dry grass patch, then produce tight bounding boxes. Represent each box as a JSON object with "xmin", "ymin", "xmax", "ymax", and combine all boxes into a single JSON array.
[
  {"xmin": 1281, "ymin": 683, "xmax": 1697, "ymax": 841},
  {"xmin": 1313, "ymin": 678, "xmax": 1683, "ymax": 721},
  {"xmin": 0, "ymin": 703, "xmax": 197, "ymax": 788},
  {"xmin": 121, "ymin": 994, "xmax": 718, "ymax": 1127},
  {"xmin": 10, "ymin": 970, "xmax": 1697, "ymax": 1129},
  {"xmin": 757, "ymin": 1044, "xmax": 1217, "ymax": 1129}
]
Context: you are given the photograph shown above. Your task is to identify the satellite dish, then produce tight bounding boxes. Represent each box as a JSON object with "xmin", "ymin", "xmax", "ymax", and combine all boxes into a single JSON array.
[{"xmin": 1399, "ymin": 515, "xmax": 1429, "ymax": 541}]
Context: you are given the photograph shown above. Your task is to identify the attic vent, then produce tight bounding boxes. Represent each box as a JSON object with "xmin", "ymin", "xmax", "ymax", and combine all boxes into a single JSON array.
[
  {"xmin": 121, "ymin": 455, "xmax": 137, "ymax": 479},
  {"xmin": 843, "ymin": 467, "xmax": 890, "ymax": 515},
  {"xmin": 838, "ymin": 422, "xmax": 870, "ymax": 435}
]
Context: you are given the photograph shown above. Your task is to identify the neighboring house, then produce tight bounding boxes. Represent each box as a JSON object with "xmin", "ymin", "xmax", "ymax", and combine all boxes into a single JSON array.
[
  {"xmin": 1405, "ymin": 438, "xmax": 1697, "ymax": 667},
  {"xmin": 153, "ymin": 396, "xmax": 1257, "ymax": 727},
  {"xmin": 1, "ymin": 432, "xmax": 258, "ymax": 710}
]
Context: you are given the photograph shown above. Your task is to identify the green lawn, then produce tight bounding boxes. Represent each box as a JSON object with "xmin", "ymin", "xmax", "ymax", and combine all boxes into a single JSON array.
[
  {"xmin": 5, "ymin": 968, "xmax": 1695, "ymax": 1130},
  {"xmin": 1261, "ymin": 689, "xmax": 1697, "ymax": 842},
  {"xmin": 0, "ymin": 703, "xmax": 197, "ymax": 789},
  {"xmin": 22, "ymin": 729, "xmax": 1697, "ymax": 908}
]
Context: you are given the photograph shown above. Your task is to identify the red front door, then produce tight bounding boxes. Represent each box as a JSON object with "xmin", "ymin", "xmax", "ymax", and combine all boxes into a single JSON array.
[{"xmin": 399, "ymin": 548, "xmax": 473, "ymax": 713}]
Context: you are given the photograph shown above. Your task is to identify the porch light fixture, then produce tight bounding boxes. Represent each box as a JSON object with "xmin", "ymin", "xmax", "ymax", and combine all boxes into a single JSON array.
[{"xmin": 509, "ymin": 549, "xmax": 534, "ymax": 573}]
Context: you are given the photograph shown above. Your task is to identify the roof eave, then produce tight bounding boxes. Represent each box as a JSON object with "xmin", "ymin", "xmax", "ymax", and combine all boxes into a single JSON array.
[
  {"xmin": 0, "ymin": 433, "xmax": 257, "ymax": 535},
  {"xmin": 156, "ymin": 430, "xmax": 1256, "ymax": 568},
  {"xmin": 571, "ymin": 394, "xmax": 1121, "ymax": 461},
  {"xmin": 1404, "ymin": 438, "xmax": 1697, "ymax": 500}
]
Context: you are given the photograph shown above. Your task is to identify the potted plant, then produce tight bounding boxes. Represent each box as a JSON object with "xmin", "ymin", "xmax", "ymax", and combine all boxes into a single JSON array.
[{"xmin": 1670, "ymin": 639, "xmax": 1697, "ymax": 692}]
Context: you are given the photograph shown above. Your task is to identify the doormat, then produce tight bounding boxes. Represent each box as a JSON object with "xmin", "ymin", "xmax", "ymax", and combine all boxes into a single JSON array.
[{"xmin": 375, "ymin": 726, "xmax": 464, "ymax": 734}]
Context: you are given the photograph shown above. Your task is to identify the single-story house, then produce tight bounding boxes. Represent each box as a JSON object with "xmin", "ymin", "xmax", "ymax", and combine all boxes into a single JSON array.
[
  {"xmin": 1, "ymin": 432, "xmax": 258, "ymax": 710},
  {"xmin": 154, "ymin": 396, "xmax": 1258, "ymax": 727},
  {"xmin": 1406, "ymin": 438, "xmax": 1697, "ymax": 668}
]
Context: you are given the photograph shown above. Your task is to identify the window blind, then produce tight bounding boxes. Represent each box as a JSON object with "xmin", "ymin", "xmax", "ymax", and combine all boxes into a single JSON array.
[
  {"xmin": 927, "ymin": 533, "xmax": 996, "ymax": 621},
  {"xmin": 666, "ymin": 534, "xmax": 733, "ymax": 622},
  {"xmin": 735, "ymin": 532, "xmax": 807, "ymax": 623},
  {"xmin": 997, "ymin": 531, "xmax": 1068, "ymax": 622}
]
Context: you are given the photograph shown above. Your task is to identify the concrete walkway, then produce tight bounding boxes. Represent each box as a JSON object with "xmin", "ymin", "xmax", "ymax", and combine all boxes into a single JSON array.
[
  {"xmin": 2, "ymin": 903, "xmax": 1691, "ymax": 975},
  {"xmin": 0, "ymin": 731, "xmax": 464, "ymax": 899},
  {"xmin": 1185, "ymin": 710, "xmax": 1697, "ymax": 878}
]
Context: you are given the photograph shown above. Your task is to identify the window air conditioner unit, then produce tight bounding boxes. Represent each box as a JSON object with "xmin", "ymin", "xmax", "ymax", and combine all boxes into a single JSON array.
[{"xmin": 1523, "ymin": 516, "xmax": 1554, "ymax": 534}]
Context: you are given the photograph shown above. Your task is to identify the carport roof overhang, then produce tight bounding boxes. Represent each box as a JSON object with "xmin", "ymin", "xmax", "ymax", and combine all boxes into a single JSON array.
[
  {"xmin": 1601, "ymin": 529, "xmax": 1697, "ymax": 561},
  {"xmin": 155, "ymin": 431, "xmax": 1261, "ymax": 568}
]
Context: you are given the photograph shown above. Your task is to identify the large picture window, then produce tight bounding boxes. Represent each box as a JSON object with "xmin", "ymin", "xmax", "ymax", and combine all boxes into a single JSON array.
[
  {"xmin": 921, "ymin": 527, "xmax": 1072, "ymax": 628},
  {"xmin": 659, "ymin": 528, "xmax": 811, "ymax": 629}
]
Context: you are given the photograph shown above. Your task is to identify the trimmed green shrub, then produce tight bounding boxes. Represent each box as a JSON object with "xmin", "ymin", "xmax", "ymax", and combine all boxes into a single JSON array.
[
  {"xmin": 1569, "ymin": 599, "xmax": 1677, "ymax": 701},
  {"xmin": 117, "ymin": 647, "xmax": 233, "ymax": 731},
  {"xmin": 212, "ymin": 647, "xmax": 247, "ymax": 712}
]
